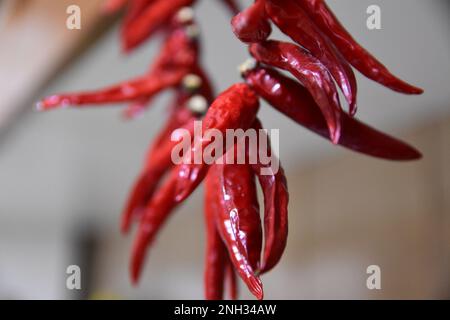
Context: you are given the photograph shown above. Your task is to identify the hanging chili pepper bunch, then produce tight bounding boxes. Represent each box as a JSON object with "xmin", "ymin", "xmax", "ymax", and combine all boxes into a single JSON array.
[{"xmin": 37, "ymin": 0, "xmax": 423, "ymax": 300}]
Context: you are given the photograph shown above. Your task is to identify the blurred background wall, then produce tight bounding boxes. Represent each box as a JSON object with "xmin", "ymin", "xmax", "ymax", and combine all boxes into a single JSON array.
[{"xmin": 0, "ymin": 0, "xmax": 449, "ymax": 299}]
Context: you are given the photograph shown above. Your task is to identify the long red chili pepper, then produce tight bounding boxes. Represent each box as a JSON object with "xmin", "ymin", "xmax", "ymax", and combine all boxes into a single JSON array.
[
  {"xmin": 265, "ymin": 0, "xmax": 357, "ymax": 114},
  {"xmin": 243, "ymin": 65, "xmax": 422, "ymax": 160},
  {"xmin": 250, "ymin": 40, "xmax": 342, "ymax": 144},
  {"xmin": 213, "ymin": 160, "xmax": 264, "ymax": 300},
  {"xmin": 250, "ymin": 119, "xmax": 289, "ymax": 273},
  {"xmin": 231, "ymin": 0, "xmax": 272, "ymax": 44},
  {"xmin": 37, "ymin": 70, "xmax": 187, "ymax": 110},
  {"xmin": 121, "ymin": 102, "xmax": 196, "ymax": 233},
  {"xmin": 174, "ymin": 83, "xmax": 260, "ymax": 202},
  {"xmin": 123, "ymin": 0, "xmax": 196, "ymax": 51},
  {"xmin": 204, "ymin": 168, "xmax": 227, "ymax": 300},
  {"xmin": 295, "ymin": 0, "xmax": 423, "ymax": 95},
  {"xmin": 130, "ymin": 170, "xmax": 183, "ymax": 283},
  {"xmin": 38, "ymin": 23, "xmax": 199, "ymax": 111},
  {"xmin": 122, "ymin": 66, "xmax": 213, "ymax": 230}
]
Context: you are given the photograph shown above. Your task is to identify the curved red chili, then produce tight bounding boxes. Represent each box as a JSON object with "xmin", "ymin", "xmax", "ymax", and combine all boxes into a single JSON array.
[
  {"xmin": 204, "ymin": 168, "xmax": 227, "ymax": 300},
  {"xmin": 295, "ymin": 0, "xmax": 423, "ymax": 95},
  {"xmin": 38, "ymin": 23, "xmax": 199, "ymax": 111},
  {"xmin": 120, "ymin": 0, "xmax": 157, "ymax": 46},
  {"xmin": 231, "ymin": 0, "xmax": 272, "ymax": 44},
  {"xmin": 250, "ymin": 119, "xmax": 289, "ymax": 273},
  {"xmin": 121, "ymin": 100, "xmax": 196, "ymax": 233},
  {"xmin": 214, "ymin": 160, "xmax": 264, "ymax": 300},
  {"xmin": 250, "ymin": 40, "xmax": 342, "ymax": 144},
  {"xmin": 37, "ymin": 70, "xmax": 187, "ymax": 110},
  {"xmin": 244, "ymin": 65, "xmax": 422, "ymax": 160},
  {"xmin": 265, "ymin": 0, "xmax": 357, "ymax": 114},
  {"xmin": 130, "ymin": 170, "xmax": 183, "ymax": 283}
]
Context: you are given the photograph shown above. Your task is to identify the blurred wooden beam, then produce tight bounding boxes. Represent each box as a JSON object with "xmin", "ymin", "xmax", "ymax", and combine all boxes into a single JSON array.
[{"xmin": 0, "ymin": 0, "xmax": 118, "ymax": 131}]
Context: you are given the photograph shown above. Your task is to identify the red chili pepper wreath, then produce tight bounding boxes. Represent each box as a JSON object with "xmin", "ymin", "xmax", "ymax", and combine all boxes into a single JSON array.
[{"xmin": 38, "ymin": 0, "xmax": 423, "ymax": 300}]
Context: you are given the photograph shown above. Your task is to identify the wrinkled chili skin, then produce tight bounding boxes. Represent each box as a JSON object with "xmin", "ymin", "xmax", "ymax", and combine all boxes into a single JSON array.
[
  {"xmin": 244, "ymin": 66, "xmax": 422, "ymax": 160},
  {"xmin": 174, "ymin": 83, "xmax": 260, "ymax": 202},
  {"xmin": 123, "ymin": 0, "xmax": 196, "ymax": 51},
  {"xmin": 204, "ymin": 167, "xmax": 227, "ymax": 300},
  {"xmin": 295, "ymin": 0, "xmax": 423, "ymax": 94},
  {"xmin": 250, "ymin": 119, "xmax": 289, "ymax": 274},
  {"xmin": 265, "ymin": 0, "xmax": 357, "ymax": 114},
  {"xmin": 250, "ymin": 40, "xmax": 342, "ymax": 144},
  {"xmin": 214, "ymin": 159, "xmax": 264, "ymax": 300},
  {"xmin": 231, "ymin": 0, "xmax": 272, "ymax": 44}
]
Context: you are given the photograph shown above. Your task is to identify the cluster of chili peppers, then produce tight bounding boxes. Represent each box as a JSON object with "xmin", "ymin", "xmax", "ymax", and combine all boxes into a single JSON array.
[{"xmin": 38, "ymin": 0, "xmax": 423, "ymax": 300}]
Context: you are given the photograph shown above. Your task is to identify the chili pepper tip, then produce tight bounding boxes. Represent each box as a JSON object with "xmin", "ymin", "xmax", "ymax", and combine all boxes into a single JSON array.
[{"xmin": 247, "ymin": 277, "xmax": 264, "ymax": 300}]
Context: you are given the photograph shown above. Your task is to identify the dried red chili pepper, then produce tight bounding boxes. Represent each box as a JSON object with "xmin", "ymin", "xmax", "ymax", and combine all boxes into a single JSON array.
[
  {"xmin": 130, "ymin": 169, "xmax": 183, "ymax": 283},
  {"xmin": 122, "ymin": 69, "xmax": 213, "ymax": 231},
  {"xmin": 121, "ymin": 99, "xmax": 196, "ymax": 233},
  {"xmin": 243, "ymin": 65, "xmax": 422, "ymax": 160},
  {"xmin": 265, "ymin": 0, "xmax": 357, "ymax": 114},
  {"xmin": 38, "ymin": 22, "xmax": 199, "ymax": 111},
  {"xmin": 295, "ymin": 0, "xmax": 423, "ymax": 95},
  {"xmin": 123, "ymin": 0, "xmax": 196, "ymax": 51},
  {"xmin": 213, "ymin": 160, "xmax": 264, "ymax": 300},
  {"xmin": 203, "ymin": 166, "xmax": 236, "ymax": 300},
  {"xmin": 249, "ymin": 119, "xmax": 289, "ymax": 273},
  {"xmin": 174, "ymin": 83, "xmax": 260, "ymax": 202},
  {"xmin": 231, "ymin": 0, "xmax": 272, "ymax": 44},
  {"xmin": 120, "ymin": 0, "xmax": 156, "ymax": 45},
  {"xmin": 37, "ymin": 70, "xmax": 187, "ymax": 110},
  {"xmin": 250, "ymin": 40, "xmax": 342, "ymax": 144}
]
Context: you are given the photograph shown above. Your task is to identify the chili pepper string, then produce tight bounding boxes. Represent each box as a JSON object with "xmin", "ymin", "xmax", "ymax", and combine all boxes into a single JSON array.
[{"xmin": 38, "ymin": 0, "xmax": 423, "ymax": 300}]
